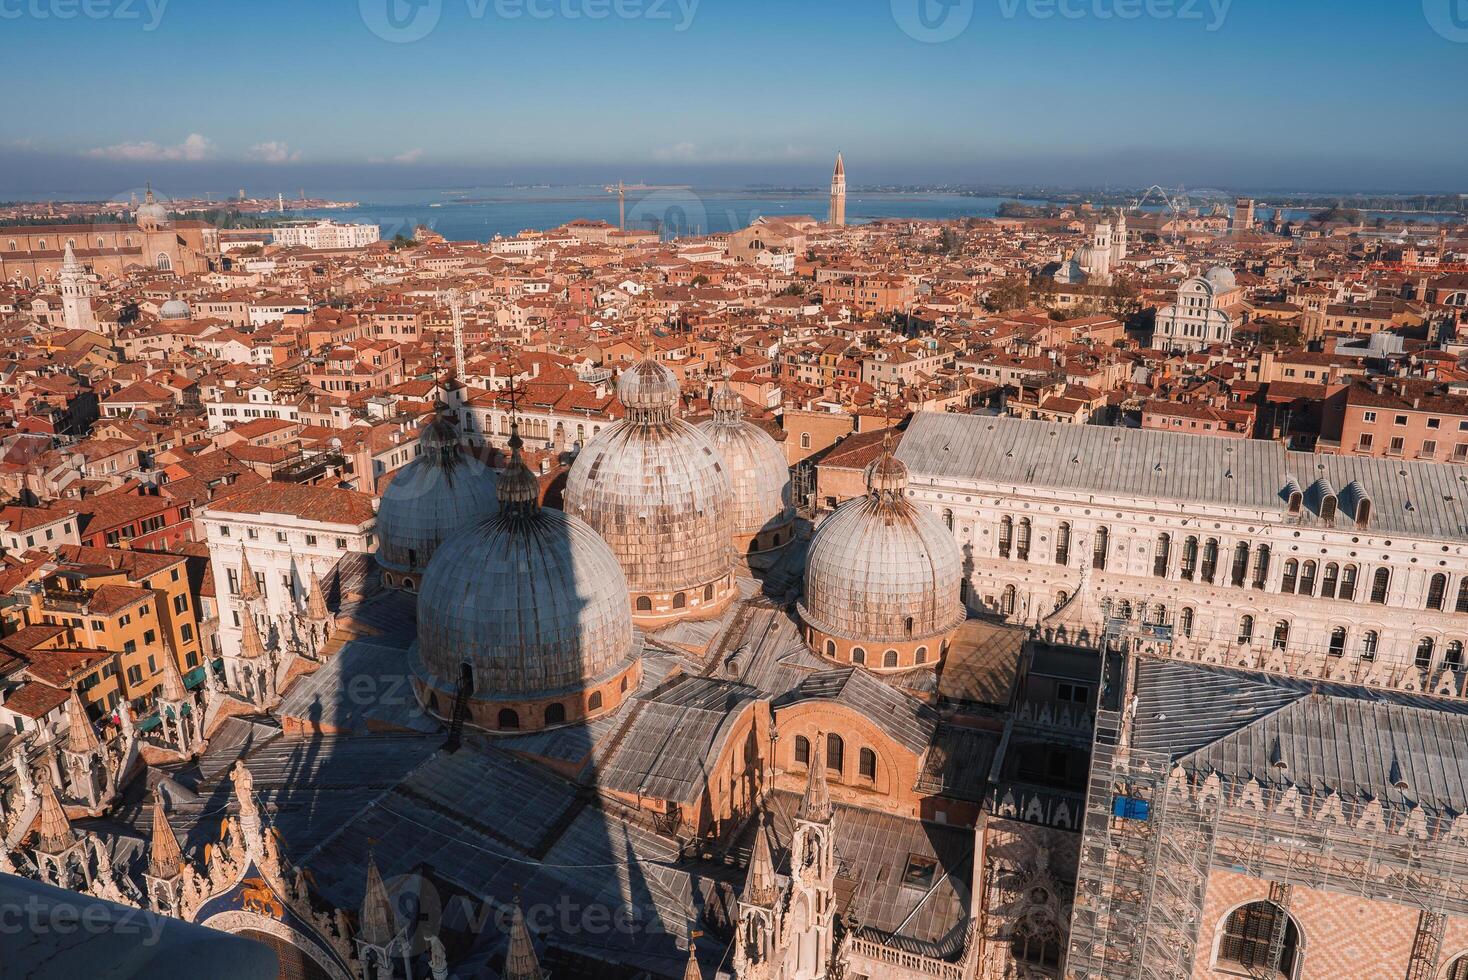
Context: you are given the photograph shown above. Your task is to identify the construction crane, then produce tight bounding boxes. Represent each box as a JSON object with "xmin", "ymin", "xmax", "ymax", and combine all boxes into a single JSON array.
[{"xmin": 604, "ymin": 181, "xmax": 693, "ymax": 231}]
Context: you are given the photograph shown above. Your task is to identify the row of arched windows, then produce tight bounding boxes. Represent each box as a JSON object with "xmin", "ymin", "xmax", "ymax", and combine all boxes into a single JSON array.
[
  {"xmin": 823, "ymin": 638, "xmax": 928, "ymax": 667},
  {"xmin": 634, "ymin": 584, "xmax": 716, "ymax": 612},
  {"xmin": 793, "ymin": 733, "xmax": 878, "ymax": 781}
]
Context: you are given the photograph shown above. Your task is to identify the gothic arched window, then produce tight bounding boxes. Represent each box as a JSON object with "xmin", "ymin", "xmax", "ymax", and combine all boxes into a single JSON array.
[
  {"xmin": 859, "ymin": 748, "xmax": 876, "ymax": 780},
  {"xmin": 794, "ymin": 735, "xmax": 810, "ymax": 766},
  {"xmin": 826, "ymin": 733, "xmax": 844, "ymax": 774},
  {"xmin": 1216, "ymin": 901, "xmax": 1300, "ymax": 978}
]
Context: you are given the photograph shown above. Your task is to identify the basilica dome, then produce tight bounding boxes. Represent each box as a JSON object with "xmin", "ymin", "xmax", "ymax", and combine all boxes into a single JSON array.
[
  {"xmin": 564, "ymin": 354, "xmax": 736, "ymax": 627},
  {"xmin": 697, "ymin": 379, "xmax": 794, "ymax": 555},
  {"xmin": 799, "ymin": 445, "xmax": 965, "ymax": 671},
  {"xmin": 136, "ymin": 187, "xmax": 169, "ymax": 229},
  {"xmin": 375, "ymin": 407, "xmax": 498, "ymax": 590},
  {"xmin": 413, "ymin": 427, "xmax": 640, "ymax": 731}
]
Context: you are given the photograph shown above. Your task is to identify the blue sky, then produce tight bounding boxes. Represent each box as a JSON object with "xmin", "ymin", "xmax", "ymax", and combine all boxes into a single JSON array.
[{"xmin": 3, "ymin": 0, "xmax": 1465, "ymax": 196}]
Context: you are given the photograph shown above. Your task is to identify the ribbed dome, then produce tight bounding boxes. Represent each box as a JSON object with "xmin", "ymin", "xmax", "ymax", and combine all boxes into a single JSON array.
[
  {"xmin": 376, "ymin": 411, "xmax": 498, "ymax": 578},
  {"xmin": 1204, "ymin": 265, "xmax": 1236, "ymax": 292},
  {"xmin": 415, "ymin": 463, "xmax": 636, "ymax": 698},
  {"xmin": 697, "ymin": 382, "xmax": 792, "ymax": 542},
  {"xmin": 136, "ymin": 188, "xmax": 168, "ymax": 226},
  {"xmin": 800, "ymin": 451, "xmax": 964, "ymax": 644},
  {"xmin": 565, "ymin": 357, "xmax": 734, "ymax": 595},
  {"xmin": 616, "ymin": 356, "xmax": 679, "ymax": 418},
  {"xmin": 159, "ymin": 298, "xmax": 191, "ymax": 320}
]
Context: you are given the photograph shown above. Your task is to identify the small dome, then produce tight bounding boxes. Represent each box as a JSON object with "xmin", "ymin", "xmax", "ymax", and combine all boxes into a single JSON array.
[
  {"xmin": 697, "ymin": 382, "xmax": 793, "ymax": 545},
  {"xmin": 566, "ymin": 355, "xmax": 734, "ymax": 597},
  {"xmin": 800, "ymin": 449, "xmax": 964, "ymax": 646},
  {"xmin": 159, "ymin": 298, "xmax": 191, "ymax": 320},
  {"xmin": 415, "ymin": 452, "xmax": 637, "ymax": 698},
  {"xmin": 376, "ymin": 411, "xmax": 498, "ymax": 578},
  {"xmin": 616, "ymin": 356, "xmax": 679, "ymax": 416},
  {"xmin": 136, "ymin": 188, "xmax": 169, "ymax": 226},
  {"xmin": 1204, "ymin": 266, "xmax": 1236, "ymax": 292}
]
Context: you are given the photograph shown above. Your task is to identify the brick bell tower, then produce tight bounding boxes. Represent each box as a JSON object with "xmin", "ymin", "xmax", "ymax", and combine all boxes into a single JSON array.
[{"xmin": 828, "ymin": 152, "xmax": 846, "ymax": 228}]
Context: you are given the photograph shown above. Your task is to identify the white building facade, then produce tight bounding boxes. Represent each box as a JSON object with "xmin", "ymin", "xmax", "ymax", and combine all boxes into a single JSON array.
[
  {"xmin": 897, "ymin": 413, "xmax": 1468, "ymax": 692},
  {"xmin": 270, "ymin": 220, "xmax": 380, "ymax": 250}
]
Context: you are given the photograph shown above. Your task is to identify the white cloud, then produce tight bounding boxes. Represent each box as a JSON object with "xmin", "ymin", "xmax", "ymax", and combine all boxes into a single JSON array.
[
  {"xmin": 392, "ymin": 148, "xmax": 425, "ymax": 164},
  {"xmin": 87, "ymin": 133, "xmax": 216, "ymax": 162},
  {"xmin": 653, "ymin": 141, "xmax": 698, "ymax": 162},
  {"xmin": 249, "ymin": 141, "xmax": 302, "ymax": 164}
]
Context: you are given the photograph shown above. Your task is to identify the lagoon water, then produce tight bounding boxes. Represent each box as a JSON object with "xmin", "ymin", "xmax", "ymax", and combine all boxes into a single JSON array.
[{"xmin": 294, "ymin": 187, "xmax": 1035, "ymax": 242}]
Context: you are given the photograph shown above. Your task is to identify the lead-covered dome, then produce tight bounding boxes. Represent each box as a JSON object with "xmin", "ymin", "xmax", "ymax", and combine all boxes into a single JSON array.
[
  {"xmin": 1204, "ymin": 265, "xmax": 1236, "ymax": 292},
  {"xmin": 565, "ymin": 354, "xmax": 735, "ymax": 623},
  {"xmin": 800, "ymin": 446, "xmax": 964, "ymax": 665},
  {"xmin": 697, "ymin": 380, "xmax": 793, "ymax": 554},
  {"xmin": 376, "ymin": 407, "xmax": 498, "ymax": 587},
  {"xmin": 414, "ymin": 428, "xmax": 639, "ymax": 714},
  {"xmin": 159, "ymin": 298, "xmax": 191, "ymax": 320}
]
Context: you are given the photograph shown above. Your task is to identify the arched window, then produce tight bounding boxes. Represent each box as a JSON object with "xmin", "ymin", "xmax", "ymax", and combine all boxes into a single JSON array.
[
  {"xmin": 1446, "ymin": 955, "xmax": 1468, "ymax": 980},
  {"xmin": 1153, "ymin": 533, "xmax": 1171, "ymax": 577},
  {"xmin": 851, "ymin": 646, "xmax": 866, "ymax": 665},
  {"xmin": 942, "ymin": 508, "xmax": 953, "ymax": 531},
  {"xmin": 999, "ymin": 515, "xmax": 1013, "ymax": 558},
  {"xmin": 1361, "ymin": 630, "xmax": 1379, "ymax": 661},
  {"xmin": 1011, "ymin": 924, "xmax": 1062, "ymax": 972},
  {"xmin": 1458, "ymin": 579, "xmax": 1468, "ymax": 614},
  {"xmin": 1201, "ymin": 538, "xmax": 1219, "ymax": 583},
  {"xmin": 1320, "ymin": 563, "xmax": 1339, "ymax": 599},
  {"xmin": 588, "ymin": 691, "xmax": 603, "ymax": 711},
  {"xmin": 635, "ymin": 595, "xmax": 653, "ymax": 612},
  {"xmin": 915, "ymin": 646, "xmax": 928, "ymax": 664},
  {"xmin": 1287, "ymin": 490, "xmax": 1303, "ymax": 515},
  {"xmin": 1328, "ymin": 627, "xmax": 1346, "ymax": 657},
  {"xmin": 673, "ymin": 592, "xmax": 686, "ymax": 609},
  {"xmin": 904, "ymin": 616, "xmax": 914, "ymax": 637},
  {"xmin": 883, "ymin": 649, "xmax": 899, "ymax": 668},
  {"xmin": 824, "ymin": 638, "xmax": 837, "ymax": 658},
  {"xmin": 1216, "ymin": 901, "xmax": 1301, "ymax": 978},
  {"xmin": 544, "ymin": 702, "xmax": 566, "ymax": 725},
  {"xmin": 458, "ymin": 662, "xmax": 475, "ymax": 697},
  {"xmin": 859, "ymin": 748, "xmax": 876, "ymax": 780},
  {"xmin": 1181, "ymin": 535, "xmax": 1199, "ymax": 580},
  {"xmin": 1092, "ymin": 526, "xmax": 1109, "ymax": 570},
  {"xmin": 704, "ymin": 583, "xmax": 714, "ymax": 601},
  {"xmin": 1281, "ymin": 559, "xmax": 1298, "ymax": 594},
  {"xmin": 1237, "ymin": 615, "xmax": 1255, "ymax": 644},
  {"xmin": 1299, "ymin": 560, "xmax": 1317, "ymax": 596},
  {"xmin": 1230, "ymin": 542, "xmax": 1249, "ymax": 586},
  {"xmin": 497, "ymin": 708, "xmax": 520, "ymax": 730},
  {"xmin": 1371, "ymin": 567, "xmax": 1390, "ymax": 604},
  {"xmin": 826, "ymin": 733, "xmax": 844, "ymax": 774},
  {"xmin": 1253, "ymin": 545, "xmax": 1271, "ymax": 590},
  {"xmin": 1053, "ymin": 590, "xmax": 1069, "ymax": 612},
  {"xmin": 1340, "ymin": 564, "xmax": 1358, "ymax": 601},
  {"xmin": 1416, "ymin": 637, "xmax": 1436, "ymax": 671},
  {"xmin": 1180, "ymin": 607, "xmax": 1194, "ymax": 638},
  {"xmin": 1427, "ymin": 573, "xmax": 1448, "ymax": 611},
  {"xmin": 1118, "ymin": 599, "xmax": 1133, "ymax": 620},
  {"xmin": 794, "ymin": 735, "xmax": 810, "ymax": 765},
  {"xmin": 1272, "ymin": 620, "xmax": 1290, "ymax": 651},
  {"xmin": 1016, "ymin": 518, "xmax": 1031, "ymax": 561},
  {"xmin": 1447, "ymin": 641, "xmax": 1464, "ymax": 672},
  {"xmin": 155, "ymin": 252, "xmax": 172, "ymax": 271},
  {"xmin": 1055, "ymin": 522, "xmax": 1071, "ymax": 565},
  {"xmin": 1001, "ymin": 585, "xmax": 1016, "ymax": 617}
]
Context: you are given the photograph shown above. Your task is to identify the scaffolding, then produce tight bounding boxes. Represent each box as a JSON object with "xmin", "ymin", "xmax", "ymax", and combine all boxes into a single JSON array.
[{"xmin": 1066, "ymin": 643, "xmax": 1468, "ymax": 980}]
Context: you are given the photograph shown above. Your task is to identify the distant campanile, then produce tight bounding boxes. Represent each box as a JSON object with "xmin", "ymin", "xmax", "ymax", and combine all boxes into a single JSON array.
[{"xmin": 829, "ymin": 152, "xmax": 846, "ymax": 227}]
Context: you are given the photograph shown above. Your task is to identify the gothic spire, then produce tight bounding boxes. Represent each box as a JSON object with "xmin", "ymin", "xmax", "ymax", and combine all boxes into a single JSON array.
[
  {"xmin": 799, "ymin": 737, "xmax": 832, "ymax": 823},
  {"xmin": 504, "ymin": 898, "xmax": 543, "ymax": 980},
  {"xmin": 683, "ymin": 939, "xmax": 703, "ymax": 980},
  {"xmin": 65, "ymin": 693, "xmax": 99, "ymax": 754},
  {"xmin": 238, "ymin": 551, "xmax": 260, "ymax": 602},
  {"xmin": 306, "ymin": 568, "xmax": 330, "ymax": 622},
  {"xmin": 359, "ymin": 847, "xmax": 396, "ymax": 948},
  {"xmin": 743, "ymin": 815, "xmax": 778, "ymax": 906},
  {"xmin": 148, "ymin": 790, "xmax": 183, "ymax": 880},
  {"xmin": 239, "ymin": 611, "xmax": 266, "ymax": 660},
  {"xmin": 35, "ymin": 770, "xmax": 76, "ymax": 854}
]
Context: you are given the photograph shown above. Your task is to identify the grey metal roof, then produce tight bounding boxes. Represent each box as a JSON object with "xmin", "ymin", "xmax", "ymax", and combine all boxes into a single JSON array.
[
  {"xmin": 773, "ymin": 668, "xmax": 939, "ymax": 755},
  {"xmin": 897, "ymin": 413, "xmax": 1468, "ymax": 540},
  {"xmin": 1131, "ymin": 659, "xmax": 1468, "ymax": 811}
]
